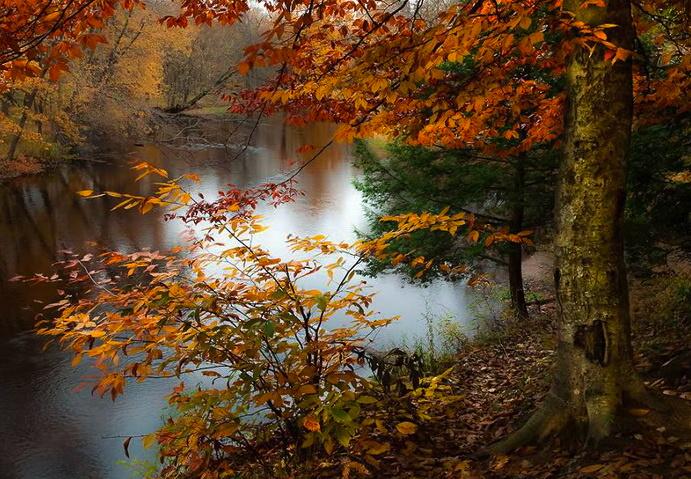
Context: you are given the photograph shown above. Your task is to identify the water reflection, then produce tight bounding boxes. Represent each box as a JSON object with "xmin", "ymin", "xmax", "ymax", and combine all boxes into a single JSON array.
[{"xmin": 0, "ymin": 118, "xmax": 472, "ymax": 479}]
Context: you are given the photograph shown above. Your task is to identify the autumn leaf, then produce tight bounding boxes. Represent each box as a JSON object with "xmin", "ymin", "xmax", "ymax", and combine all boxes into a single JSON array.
[
  {"xmin": 237, "ymin": 62, "xmax": 251, "ymax": 75},
  {"xmin": 331, "ymin": 408, "xmax": 351, "ymax": 424},
  {"xmin": 297, "ymin": 384, "xmax": 318, "ymax": 395},
  {"xmin": 303, "ymin": 415, "xmax": 320, "ymax": 432},
  {"xmin": 579, "ymin": 464, "xmax": 605, "ymax": 474},
  {"xmin": 122, "ymin": 436, "xmax": 132, "ymax": 459},
  {"xmin": 491, "ymin": 454, "xmax": 509, "ymax": 471},
  {"xmin": 627, "ymin": 408, "xmax": 650, "ymax": 417},
  {"xmin": 395, "ymin": 421, "xmax": 417, "ymax": 435},
  {"xmin": 141, "ymin": 433, "xmax": 156, "ymax": 449},
  {"xmin": 80, "ymin": 34, "xmax": 107, "ymax": 50},
  {"xmin": 366, "ymin": 441, "xmax": 390, "ymax": 455}
]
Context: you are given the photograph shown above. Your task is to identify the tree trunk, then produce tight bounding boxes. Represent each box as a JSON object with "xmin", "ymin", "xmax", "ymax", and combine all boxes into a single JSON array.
[
  {"xmin": 490, "ymin": 0, "xmax": 689, "ymax": 452},
  {"xmin": 34, "ymin": 99, "xmax": 44, "ymax": 135},
  {"xmin": 509, "ymin": 158, "xmax": 528, "ymax": 319},
  {"xmin": 6, "ymin": 88, "xmax": 38, "ymax": 162},
  {"xmin": 1, "ymin": 94, "xmax": 11, "ymax": 115},
  {"xmin": 551, "ymin": 0, "xmax": 637, "ymax": 442},
  {"xmin": 163, "ymin": 66, "xmax": 235, "ymax": 114}
]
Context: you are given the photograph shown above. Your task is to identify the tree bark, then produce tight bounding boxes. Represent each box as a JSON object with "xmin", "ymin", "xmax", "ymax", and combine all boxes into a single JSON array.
[
  {"xmin": 489, "ymin": 0, "xmax": 691, "ymax": 452},
  {"xmin": 551, "ymin": 0, "xmax": 636, "ymax": 443},
  {"xmin": 509, "ymin": 157, "xmax": 529, "ymax": 319}
]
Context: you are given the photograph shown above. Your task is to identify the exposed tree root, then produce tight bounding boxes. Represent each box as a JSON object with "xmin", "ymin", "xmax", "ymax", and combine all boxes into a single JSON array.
[
  {"xmin": 486, "ymin": 381, "xmax": 691, "ymax": 457},
  {"xmin": 486, "ymin": 393, "xmax": 570, "ymax": 455}
]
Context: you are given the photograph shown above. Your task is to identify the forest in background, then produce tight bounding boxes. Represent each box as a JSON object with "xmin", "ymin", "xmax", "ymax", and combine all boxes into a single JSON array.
[
  {"xmin": 0, "ymin": 1, "xmax": 267, "ymax": 178},
  {"xmin": 0, "ymin": 1, "xmax": 690, "ymax": 479}
]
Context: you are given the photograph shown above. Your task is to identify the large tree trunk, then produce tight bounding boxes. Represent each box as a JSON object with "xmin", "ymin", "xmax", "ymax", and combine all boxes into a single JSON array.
[
  {"xmin": 490, "ymin": 0, "xmax": 689, "ymax": 452},
  {"xmin": 508, "ymin": 158, "xmax": 528, "ymax": 319},
  {"xmin": 550, "ymin": 0, "xmax": 636, "ymax": 442}
]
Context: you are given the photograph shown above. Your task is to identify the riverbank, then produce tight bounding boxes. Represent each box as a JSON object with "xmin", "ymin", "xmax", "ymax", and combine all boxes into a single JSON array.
[
  {"xmin": 2, "ymin": 113, "xmax": 688, "ymax": 478},
  {"xmin": 0, "ymin": 108, "xmax": 201, "ymax": 184},
  {"xmin": 0, "ymin": 155, "xmax": 54, "ymax": 182},
  {"xmin": 0, "ymin": 115, "xmax": 483, "ymax": 479},
  {"xmin": 323, "ymin": 256, "xmax": 691, "ymax": 479}
]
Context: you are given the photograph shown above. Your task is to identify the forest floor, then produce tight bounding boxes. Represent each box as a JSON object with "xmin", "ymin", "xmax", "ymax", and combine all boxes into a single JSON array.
[{"xmin": 348, "ymin": 252, "xmax": 691, "ymax": 479}]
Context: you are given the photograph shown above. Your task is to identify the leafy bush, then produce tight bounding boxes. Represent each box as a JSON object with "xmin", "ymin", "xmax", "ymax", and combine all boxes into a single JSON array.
[{"xmin": 32, "ymin": 169, "xmax": 397, "ymax": 478}]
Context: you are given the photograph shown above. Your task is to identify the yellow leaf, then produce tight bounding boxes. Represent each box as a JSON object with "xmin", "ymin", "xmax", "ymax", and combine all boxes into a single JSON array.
[
  {"xmin": 366, "ymin": 441, "xmax": 390, "ymax": 455},
  {"xmin": 216, "ymin": 422, "xmax": 238, "ymax": 436},
  {"xmin": 142, "ymin": 433, "xmax": 157, "ymax": 449},
  {"xmin": 140, "ymin": 202, "xmax": 154, "ymax": 214},
  {"xmin": 491, "ymin": 454, "xmax": 509, "ymax": 471},
  {"xmin": 395, "ymin": 421, "xmax": 417, "ymax": 435},
  {"xmin": 519, "ymin": 16, "xmax": 531, "ymax": 30},
  {"xmin": 529, "ymin": 31, "xmax": 544, "ymax": 45},
  {"xmin": 627, "ymin": 408, "xmax": 650, "ymax": 417},
  {"xmin": 579, "ymin": 464, "xmax": 604, "ymax": 474},
  {"xmin": 77, "ymin": 190, "xmax": 94, "ymax": 197}
]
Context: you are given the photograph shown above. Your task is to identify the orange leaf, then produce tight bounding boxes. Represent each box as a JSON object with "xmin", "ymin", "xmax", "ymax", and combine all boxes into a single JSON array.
[
  {"xmin": 303, "ymin": 415, "xmax": 320, "ymax": 432},
  {"xmin": 48, "ymin": 62, "xmax": 69, "ymax": 81},
  {"xmin": 81, "ymin": 34, "xmax": 107, "ymax": 50},
  {"xmin": 238, "ymin": 62, "xmax": 251, "ymax": 75}
]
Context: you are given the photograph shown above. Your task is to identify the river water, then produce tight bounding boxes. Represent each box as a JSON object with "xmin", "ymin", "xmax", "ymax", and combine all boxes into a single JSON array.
[{"xmin": 0, "ymin": 118, "xmax": 475, "ymax": 479}]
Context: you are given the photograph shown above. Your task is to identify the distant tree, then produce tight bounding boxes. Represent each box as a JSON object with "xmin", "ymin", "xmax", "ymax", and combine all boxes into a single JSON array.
[
  {"xmin": 354, "ymin": 140, "xmax": 557, "ymax": 317},
  {"xmin": 161, "ymin": 10, "xmax": 266, "ymax": 113},
  {"xmin": 0, "ymin": 0, "xmax": 135, "ymax": 85},
  {"xmin": 626, "ymin": 118, "xmax": 691, "ymax": 269}
]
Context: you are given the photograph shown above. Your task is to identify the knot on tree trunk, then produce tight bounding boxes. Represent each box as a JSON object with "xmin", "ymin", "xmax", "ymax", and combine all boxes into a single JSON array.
[{"xmin": 574, "ymin": 319, "xmax": 609, "ymax": 366}]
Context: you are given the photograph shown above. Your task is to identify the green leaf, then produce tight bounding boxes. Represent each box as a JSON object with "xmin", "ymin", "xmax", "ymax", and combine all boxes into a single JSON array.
[
  {"xmin": 263, "ymin": 321, "xmax": 276, "ymax": 338},
  {"xmin": 316, "ymin": 294, "xmax": 329, "ymax": 312},
  {"xmin": 348, "ymin": 403, "xmax": 361, "ymax": 419},
  {"xmin": 331, "ymin": 407, "xmax": 351, "ymax": 424},
  {"xmin": 334, "ymin": 428, "xmax": 351, "ymax": 447}
]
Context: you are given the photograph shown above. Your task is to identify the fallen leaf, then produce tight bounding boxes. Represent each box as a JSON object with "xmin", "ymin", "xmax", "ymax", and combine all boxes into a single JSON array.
[{"xmin": 395, "ymin": 421, "xmax": 417, "ymax": 435}]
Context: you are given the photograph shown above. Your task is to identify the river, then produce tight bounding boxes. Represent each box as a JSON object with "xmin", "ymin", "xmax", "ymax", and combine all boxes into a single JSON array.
[{"xmin": 0, "ymin": 117, "xmax": 477, "ymax": 479}]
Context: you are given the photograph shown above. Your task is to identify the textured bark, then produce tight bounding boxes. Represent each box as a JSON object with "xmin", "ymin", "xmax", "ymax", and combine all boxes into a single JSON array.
[
  {"xmin": 491, "ymin": 0, "xmax": 648, "ymax": 451},
  {"xmin": 552, "ymin": 0, "xmax": 636, "ymax": 443}
]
